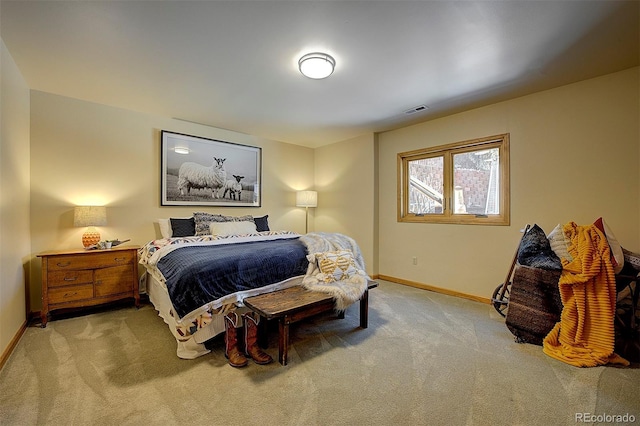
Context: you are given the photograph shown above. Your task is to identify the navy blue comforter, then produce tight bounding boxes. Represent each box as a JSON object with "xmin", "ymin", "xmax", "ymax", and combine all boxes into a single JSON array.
[{"xmin": 156, "ymin": 238, "xmax": 308, "ymax": 318}]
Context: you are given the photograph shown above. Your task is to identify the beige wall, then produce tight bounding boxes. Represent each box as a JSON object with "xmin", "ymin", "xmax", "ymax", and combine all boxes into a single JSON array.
[
  {"xmin": 314, "ymin": 133, "xmax": 377, "ymax": 275},
  {"xmin": 0, "ymin": 40, "xmax": 31, "ymax": 355},
  {"xmin": 29, "ymin": 91, "xmax": 315, "ymax": 310},
  {"xmin": 378, "ymin": 67, "xmax": 640, "ymax": 300},
  {"xmin": 4, "ymin": 56, "xmax": 638, "ymax": 358}
]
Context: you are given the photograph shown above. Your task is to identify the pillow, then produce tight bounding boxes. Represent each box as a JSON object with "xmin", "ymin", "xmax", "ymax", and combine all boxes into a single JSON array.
[
  {"xmin": 170, "ymin": 217, "xmax": 195, "ymax": 237},
  {"xmin": 622, "ymin": 248, "xmax": 640, "ymax": 271},
  {"xmin": 517, "ymin": 224, "xmax": 562, "ymax": 270},
  {"xmin": 209, "ymin": 220, "xmax": 257, "ymax": 237},
  {"xmin": 158, "ymin": 217, "xmax": 193, "ymax": 238},
  {"xmin": 593, "ymin": 217, "xmax": 624, "ymax": 273},
  {"xmin": 547, "ymin": 224, "xmax": 573, "ymax": 263},
  {"xmin": 316, "ymin": 250, "xmax": 359, "ymax": 283},
  {"xmin": 253, "ymin": 215, "xmax": 270, "ymax": 232},
  {"xmin": 158, "ymin": 218, "xmax": 172, "ymax": 239},
  {"xmin": 193, "ymin": 212, "xmax": 253, "ymax": 236}
]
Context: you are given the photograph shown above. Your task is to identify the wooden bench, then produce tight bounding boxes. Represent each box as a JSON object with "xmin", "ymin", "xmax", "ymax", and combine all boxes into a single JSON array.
[{"xmin": 243, "ymin": 281, "xmax": 378, "ymax": 365}]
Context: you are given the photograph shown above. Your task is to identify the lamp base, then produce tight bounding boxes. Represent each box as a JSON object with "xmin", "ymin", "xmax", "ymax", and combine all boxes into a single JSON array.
[{"xmin": 82, "ymin": 229, "xmax": 101, "ymax": 248}]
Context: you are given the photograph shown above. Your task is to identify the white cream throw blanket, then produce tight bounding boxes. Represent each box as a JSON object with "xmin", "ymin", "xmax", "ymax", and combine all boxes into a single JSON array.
[{"xmin": 299, "ymin": 232, "xmax": 369, "ymax": 311}]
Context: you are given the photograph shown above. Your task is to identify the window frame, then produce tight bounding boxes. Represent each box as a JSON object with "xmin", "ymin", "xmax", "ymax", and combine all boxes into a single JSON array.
[{"xmin": 397, "ymin": 133, "xmax": 510, "ymax": 225}]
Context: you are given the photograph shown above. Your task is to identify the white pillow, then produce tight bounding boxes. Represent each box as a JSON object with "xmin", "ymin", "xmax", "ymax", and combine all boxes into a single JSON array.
[
  {"xmin": 209, "ymin": 220, "xmax": 257, "ymax": 237},
  {"xmin": 602, "ymin": 220, "xmax": 624, "ymax": 274},
  {"xmin": 158, "ymin": 219, "xmax": 172, "ymax": 239},
  {"xmin": 547, "ymin": 224, "xmax": 573, "ymax": 263}
]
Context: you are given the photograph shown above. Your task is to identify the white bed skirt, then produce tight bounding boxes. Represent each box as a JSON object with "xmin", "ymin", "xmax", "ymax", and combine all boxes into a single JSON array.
[{"xmin": 144, "ymin": 271, "xmax": 303, "ymax": 359}]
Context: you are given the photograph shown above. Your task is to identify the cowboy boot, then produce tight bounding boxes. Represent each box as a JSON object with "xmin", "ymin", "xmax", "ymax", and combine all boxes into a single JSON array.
[
  {"xmin": 224, "ymin": 312, "xmax": 248, "ymax": 368},
  {"xmin": 242, "ymin": 312, "xmax": 273, "ymax": 365}
]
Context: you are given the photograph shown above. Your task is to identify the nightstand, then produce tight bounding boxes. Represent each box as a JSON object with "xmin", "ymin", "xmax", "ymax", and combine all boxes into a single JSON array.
[{"xmin": 37, "ymin": 246, "xmax": 140, "ymax": 327}]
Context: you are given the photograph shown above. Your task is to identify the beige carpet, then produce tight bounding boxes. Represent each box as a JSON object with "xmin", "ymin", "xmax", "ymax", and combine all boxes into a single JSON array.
[{"xmin": 1, "ymin": 280, "xmax": 638, "ymax": 426}]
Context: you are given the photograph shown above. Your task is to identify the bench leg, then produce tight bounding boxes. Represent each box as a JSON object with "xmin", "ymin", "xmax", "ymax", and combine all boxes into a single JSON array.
[
  {"xmin": 257, "ymin": 315, "xmax": 268, "ymax": 349},
  {"xmin": 359, "ymin": 289, "xmax": 369, "ymax": 328},
  {"xmin": 279, "ymin": 317, "xmax": 290, "ymax": 366}
]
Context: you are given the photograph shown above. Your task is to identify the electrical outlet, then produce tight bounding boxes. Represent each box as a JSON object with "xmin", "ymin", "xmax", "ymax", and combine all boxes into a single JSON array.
[{"xmin": 412, "ymin": 256, "xmax": 417, "ymax": 265}]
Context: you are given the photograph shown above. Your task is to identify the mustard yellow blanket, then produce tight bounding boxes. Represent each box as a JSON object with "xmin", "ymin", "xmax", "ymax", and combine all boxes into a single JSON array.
[{"xmin": 542, "ymin": 222, "xmax": 629, "ymax": 367}]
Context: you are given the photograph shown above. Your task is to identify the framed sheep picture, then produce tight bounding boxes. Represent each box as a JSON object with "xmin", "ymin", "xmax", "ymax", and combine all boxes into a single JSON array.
[{"xmin": 161, "ymin": 130, "xmax": 261, "ymax": 207}]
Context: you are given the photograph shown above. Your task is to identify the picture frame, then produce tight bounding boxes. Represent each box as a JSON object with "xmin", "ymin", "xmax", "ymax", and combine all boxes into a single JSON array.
[{"xmin": 161, "ymin": 130, "xmax": 261, "ymax": 207}]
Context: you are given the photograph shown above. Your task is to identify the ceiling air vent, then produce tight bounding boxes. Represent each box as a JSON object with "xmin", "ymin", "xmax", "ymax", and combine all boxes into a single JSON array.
[{"xmin": 404, "ymin": 105, "xmax": 429, "ymax": 115}]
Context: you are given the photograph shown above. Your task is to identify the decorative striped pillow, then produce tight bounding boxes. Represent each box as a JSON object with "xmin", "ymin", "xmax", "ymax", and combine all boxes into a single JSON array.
[{"xmin": 623, "ymin": 248, "xmax": 640, "ymax": 271}]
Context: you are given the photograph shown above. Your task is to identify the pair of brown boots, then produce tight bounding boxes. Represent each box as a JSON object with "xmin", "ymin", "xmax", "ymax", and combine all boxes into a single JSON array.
[{"xmin": 224, "ymin": 311, "xmax": 273, "ymax": 367}]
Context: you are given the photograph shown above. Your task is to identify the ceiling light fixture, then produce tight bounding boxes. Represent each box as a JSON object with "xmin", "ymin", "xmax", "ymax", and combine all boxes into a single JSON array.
[{"xmin": 298, "ymin": 52, "xmax": 335, "ymax": 79}]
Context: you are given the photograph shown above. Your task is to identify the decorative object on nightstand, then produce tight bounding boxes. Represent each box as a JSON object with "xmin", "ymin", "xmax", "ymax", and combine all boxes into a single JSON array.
[
  {"xmin": 74, "ymin": 206, "xmax": 107, "ymax": 248},
  {"xmin": 96, "ymin": 239, "xmax": 130, "ymax": 250},
  {"xmin": 296, "ymin": 190, "xmax": 318, "ymax": 234},
  {"xmin": 37, "ymin": 245, "xmax": 140, "ymax": 327}
]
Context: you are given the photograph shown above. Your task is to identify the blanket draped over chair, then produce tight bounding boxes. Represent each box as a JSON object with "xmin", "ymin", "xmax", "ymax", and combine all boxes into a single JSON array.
[
  {"xmin": 299, "ymin": 232, "xmax": 368, "ymax": 311},
  {"xmin": 542, "ymin": 222, "xmax": 629, "ymax": 367}
]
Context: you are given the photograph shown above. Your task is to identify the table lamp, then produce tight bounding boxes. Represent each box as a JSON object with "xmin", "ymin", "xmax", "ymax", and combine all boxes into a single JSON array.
[{"xmin": 74, "ymin": 206, "xmax": 107, "ymax": 248}]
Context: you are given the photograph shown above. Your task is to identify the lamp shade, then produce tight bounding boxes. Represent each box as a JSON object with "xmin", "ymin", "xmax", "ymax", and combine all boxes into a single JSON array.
[
  {"xmin": 74, "ymin": 206, "xmax": 107, "ymax": 227},
  {"xmin": 296, "ymin": 191, "xmax": 318, "ymax": 208},
  {"xmin": 74, "ymin": 206, "xmax": 107, "ymax": 248}
]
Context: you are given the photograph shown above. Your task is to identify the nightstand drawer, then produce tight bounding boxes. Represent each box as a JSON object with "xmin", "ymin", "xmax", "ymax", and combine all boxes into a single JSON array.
[
  {"xmin": 48, "ymin": 270, "xmax": 93, "ymax": 287},
  {"xmin": 48, "ymin": 284, "xmax": 94, "ymax": 304},
  {"xmin": 48, "ymin": 251, "xmax": 134, "ymax": 271},
  {"xmin": 95, "ymin": 265, "xmax": 134, "ymax": 296}
]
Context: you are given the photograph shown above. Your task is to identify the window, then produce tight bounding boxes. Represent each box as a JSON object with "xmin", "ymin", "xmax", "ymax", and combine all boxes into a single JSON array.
[{"xmin": 397, "ymin": 134, "xmax": 510, "ymax": 225}]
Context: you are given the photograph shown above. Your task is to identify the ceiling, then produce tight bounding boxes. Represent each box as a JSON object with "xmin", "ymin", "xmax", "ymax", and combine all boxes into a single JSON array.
[{"xmin": 1, "ymin": 1, "xmax": 638, "ymax": 148}]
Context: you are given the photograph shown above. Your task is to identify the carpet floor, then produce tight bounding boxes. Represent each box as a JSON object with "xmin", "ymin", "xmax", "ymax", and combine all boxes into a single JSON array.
[{"xmin": 1, "ymin": 280, "xmax": 638, "ymax": 426}]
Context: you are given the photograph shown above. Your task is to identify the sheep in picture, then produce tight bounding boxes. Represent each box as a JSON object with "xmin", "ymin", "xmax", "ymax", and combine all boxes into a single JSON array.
[
  {"xmin": 223, "ymin": 175, "xmax": 244, "ymax": 200},
  {"xmin": 177, "ymin": 157, "xmax": 227, "ymax": 198}
]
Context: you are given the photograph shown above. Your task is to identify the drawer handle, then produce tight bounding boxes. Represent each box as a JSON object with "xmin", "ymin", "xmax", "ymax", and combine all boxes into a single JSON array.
[
  {"xmin": 64, "ymin": 276, "xmax": 78, "ymax": 281},
  {"xmin": 56, "ymin": 262, "xmax": 71, "ymax": 268},
  {"xmin": 114, "ymin": 257, "xmax": 127, "ymax": 262},
  {"xmin": 63, "ymin": 292, "xmax": 78, "ymax": 298}
]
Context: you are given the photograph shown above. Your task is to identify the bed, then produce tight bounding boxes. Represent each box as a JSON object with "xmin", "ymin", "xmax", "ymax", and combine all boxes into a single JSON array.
[{"xmin": 138, "ymin": 213, "xmax": 369, "ymax": 358}]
